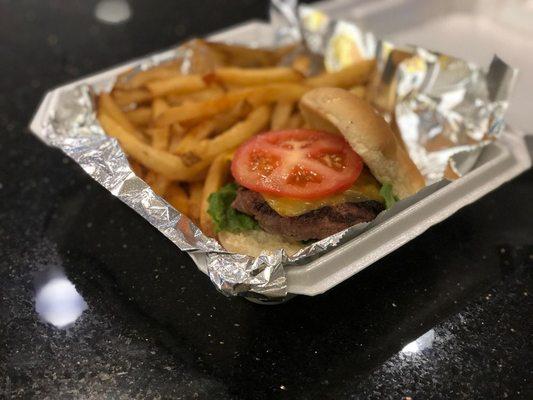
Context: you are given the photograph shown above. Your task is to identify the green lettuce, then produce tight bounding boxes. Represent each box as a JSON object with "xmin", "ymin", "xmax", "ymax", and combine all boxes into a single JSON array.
[
  {"xmin": 207, "ymin": 183, "xmax": 259, "ymax": 233},
  {"xmin": 379, "ymin": 183, "xmax": 398, "ymax": 209}
]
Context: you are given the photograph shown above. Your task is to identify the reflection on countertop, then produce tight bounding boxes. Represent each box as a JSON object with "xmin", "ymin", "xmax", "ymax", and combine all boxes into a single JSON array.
[
  {"xmin": 94, "ymin": 0, "xmax": 131, "ymax": 25},
  {"xmin": 35, "ymin": 269, "xmax": 88, "ymax": 329},
  {"xmin": 401, "ymin": 329, "xmax": 435, "ymax": 354}
]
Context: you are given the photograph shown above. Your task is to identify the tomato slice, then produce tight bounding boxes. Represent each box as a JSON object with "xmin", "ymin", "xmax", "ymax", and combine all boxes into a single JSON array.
[{"xmin": 231, "ymin": 129, "xmax": 363, "ymax": 200}]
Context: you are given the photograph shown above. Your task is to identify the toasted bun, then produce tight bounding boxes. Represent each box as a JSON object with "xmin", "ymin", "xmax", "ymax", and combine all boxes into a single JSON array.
[
  {"xmin": 300, "ymin": 87, "xmax": 425, "ymax": 199},
  {"xmin": 218, "ymin": 230, "xmax": 304, "ymax": 258}
]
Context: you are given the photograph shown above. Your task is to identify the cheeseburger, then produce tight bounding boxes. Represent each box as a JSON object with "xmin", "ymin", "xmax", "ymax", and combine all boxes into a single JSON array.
[{"xmin": 208, "ymin": 87, "xmax": 425, "ymax": 256}]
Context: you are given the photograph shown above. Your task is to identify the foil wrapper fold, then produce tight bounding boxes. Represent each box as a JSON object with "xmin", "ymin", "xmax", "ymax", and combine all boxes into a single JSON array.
[{"xmin": 33, "ymin": 1, "xmax": 517, "ymax": 300}]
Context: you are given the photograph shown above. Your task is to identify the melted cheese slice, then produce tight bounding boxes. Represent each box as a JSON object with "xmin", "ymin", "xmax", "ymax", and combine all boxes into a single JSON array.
[{"xmin": 262, "ymin": 169, "xmax": 383, "ymax": 217}]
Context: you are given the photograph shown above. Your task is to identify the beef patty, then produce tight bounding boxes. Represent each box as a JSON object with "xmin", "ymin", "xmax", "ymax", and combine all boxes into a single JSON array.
[{"xmin": 232, "ymin": 187, "xmax": 384, "ymax": 241}]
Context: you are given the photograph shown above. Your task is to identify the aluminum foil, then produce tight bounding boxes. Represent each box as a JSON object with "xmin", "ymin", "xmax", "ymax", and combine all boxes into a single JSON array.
[
  {"xmin": 291, "ymin": 5, "xmax": 518, "ymax": 183},
  {"xmin": 33, "ymin": 2, "xmax": 517, "ymax": 300}
]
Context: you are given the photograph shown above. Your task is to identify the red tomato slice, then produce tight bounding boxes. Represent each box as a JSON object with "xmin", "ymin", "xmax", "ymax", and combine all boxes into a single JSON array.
[{"xmin": 231, "ymin": 129, "xmax": 363, "ymax": 200}]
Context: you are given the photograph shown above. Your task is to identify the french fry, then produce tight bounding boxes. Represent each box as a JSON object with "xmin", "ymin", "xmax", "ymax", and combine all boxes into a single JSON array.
[
  {"xmin": 98, "ymin": 93, "xmax": 147, "ymax": 142},
  {"xmin": 171, "ymin": 122, "xmax": 185, "ymax": 136},
  {"xmin": 200, "ymin": 152, "xmax": 232, "ymax": 236},
  {"xmin": 190, "ymin": 119, "xmax": 217, "ymax": 140},
  {"xmin": 127, "ymin": 68, "xmax": 181, "ymax": 89},
  {"xmin": 183, "ymin": 101, "xmax": 250, "ymax": 148},
  {"xmin": 150, "ymin": 127, "xmax": 170, "ymax": 150},
  {"xmin": 129, "ymin": 159, "xmax": 146, "ymax": 178},
  {"xmin": 144, "ymin": 171, "xmax": 170, "ymax": 196},
  {"xmin": 125, "ymin": 107, "xmax": 152, "ymax": 126},
  {"xmin": 245, "ymin": 83, "xmax": 309, "ymax": 106},
  {"xmin": 291, "ymin": 54, "xmax": 312, "ymax": 76},
  {"xmin": 98, "ymin": 93, "xmax": 146, "ymax": 143},
  {"xmin": 286, "ymin": 112, "xmax": 303, "ymax": 129},
  {"xmin": 169, "ymin": 101, "xmax": 247, "ymax": 155},
  {"xmin": 188, "ymin": 182, "xmax": 204, "ymax": 223},
  {"xmin": 205, "ymin": 41, "xmax": 294, "ymax": 67},
  {"xmin": 155, "ymin": 90, "xmax": 250, "ymax": 127},
  {"xmin": 306, "ymin": 59, "xmax": 376, "ymax": 88},
  {"xmin": 113, "ymin": 68, "xmax": 135, "ymax": 90},
  {"xmin": 204, "ymin": 105, "xmax": 270, "ymax": 158},
  {"xmin": 165, "ymin": 86, "xmax": 225, "ymax": 106},
  {"xmin": 99, "ymin": 114, "xmax": 210, "ymax": 181},
  {"xmin": 214, "ymin": 67, "xmax": 303, "ymax": 86},
  {"xmin": 170, "ymin": 120, "xmax": 216, "ymax": 155},
  {"xmin": 270, "ymin": 100, "xmax": 293, "ymax": 130},
  {"xmin": 165, "ymin": 184, "xmax": 189, "ymax": 215},
  {"xmin": 152, "ymin": 98, "xmax": 170, "ymax": 119},
  {"xmin": 208, "ymin": 101, "xmax": 250, "ymax": 137},
  {"xmin": 112, "ymin": 89, "xmax": 152, "ymax": 107},
  {"xmin": 168, "ymin": 135, "xmax": 182, "ymax": 154},
  {"xmin": 350, "ymin": 85, "xmax": 366, "ymax": 99},
  {"xmin": 146, "ymin": 74, "xmax": 206, "ymax": 97}
]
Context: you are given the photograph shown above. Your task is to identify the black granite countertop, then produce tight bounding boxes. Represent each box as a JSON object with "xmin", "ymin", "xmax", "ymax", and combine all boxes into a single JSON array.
[{"xmin": 1, "ymin": 0, "xmax": 532, "ymax": 399}]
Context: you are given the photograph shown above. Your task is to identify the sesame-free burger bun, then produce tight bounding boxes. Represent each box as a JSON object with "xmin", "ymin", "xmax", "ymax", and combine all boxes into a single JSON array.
[
  {"xmin": 300, "ymin": 87, "xmax": 425, "ymax": 199},
  {"xmin": 218, "ymin": 230, "xmax": 304, "ymax": 258}
]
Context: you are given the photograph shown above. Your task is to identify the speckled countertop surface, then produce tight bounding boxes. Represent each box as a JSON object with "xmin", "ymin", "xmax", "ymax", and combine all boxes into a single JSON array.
[{"xmin": 0, "ymin": 0, "xmax": 532, "ymax": 399}]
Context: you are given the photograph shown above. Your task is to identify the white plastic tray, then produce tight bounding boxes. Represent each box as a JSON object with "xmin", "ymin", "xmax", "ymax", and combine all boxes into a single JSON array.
[{"xmin": 30, "ymin": 3, "xmax": 532, "ymax": 297}]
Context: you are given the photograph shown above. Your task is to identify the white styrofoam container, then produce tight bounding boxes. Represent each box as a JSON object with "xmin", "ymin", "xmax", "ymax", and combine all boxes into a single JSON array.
[{"xmin": 30, "ymin": 1, "xmax": 532, "ymax": 297}]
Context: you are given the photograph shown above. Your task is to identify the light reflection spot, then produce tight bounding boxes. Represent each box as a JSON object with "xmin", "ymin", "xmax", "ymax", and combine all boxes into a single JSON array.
[
  {"xmin": 94, "ymin": 0, "xmax": 131, "ymax": 24},
  {"xmin": 35, "ymin": 277, "xmax": 88, "ymax": 329},
  {"xmin": 401, "ymin": 329, "xmax": 435, "ymax": 354}
]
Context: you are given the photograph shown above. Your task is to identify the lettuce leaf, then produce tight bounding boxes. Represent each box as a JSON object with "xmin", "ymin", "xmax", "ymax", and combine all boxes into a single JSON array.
[
  {"xmin": 207, "ymin": 183, "xmax": 259, "ymax": 233},
  {"xmin": 379, "ymin": 183, "xmax": 398, "ymax": 209}
]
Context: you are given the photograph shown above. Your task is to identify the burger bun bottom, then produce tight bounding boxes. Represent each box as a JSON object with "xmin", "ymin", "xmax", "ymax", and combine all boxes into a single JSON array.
[{"xmin": 218, "ymin": 230, "xmax": 304, "ymax": 258}]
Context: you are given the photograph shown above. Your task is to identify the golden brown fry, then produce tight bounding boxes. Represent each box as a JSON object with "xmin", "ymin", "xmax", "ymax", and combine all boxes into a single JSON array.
[
  {"xmin": 214, "ymin": 67, "xmax": 303, "ymax": 86},
  {"xmin": 146, "ymin": 74, "xmax": 206, "ymax": 97},
  {"xmin": 98, "ymin": 93, "xmax": 132, "ymax": 130},
  {"xmin": 188, "ymin": 182, "xmax": 203, "ymax": 223},
  {"xmin": 155, "ymin": 90, "xmax": 250, "ymax": 127},
  {"xmin": 286, "ymin": 112, "xmax": 304, "ymax": 129},
  {"xmin": 169, "ymin": 101, "xmax": 247, "ymax": 154},
  {"xmin": 125, "ymin": 107, "xmax": 152, "ymax": 126},
  {"xmin": 127, "ymin": 68, "xmax": 181, "ymax": 89},
  {"xmin": 193, "ymin": 119, "xmax": 218, "ymax": 139},
  {"xmin": 245, "ymin": 83, "xmax": 309, "ymax": 107},
  {"xmin": 165, "ymin": 86, "xmax": 225, "ymax": 106},
  {"xmin": 204, "ymin": 105, "xmax": 271, "ymax": 158},
  {"xmin": 350, "ymin": 85, "xmax": 366, "ymax": 99},
  {"xmin": 171, "ymin": 122, "xmax": 185, "ymax": 137},
  {"xmin": 200, "ymin": 152, "xmax": 232, "ymax": 237},
  {"xmin": 114, "ymin": 68, "xmax": 135, "ymax": 90},
  {"xmin": 129, "ymin": 159, "xmax": 147, "ymax": 178},
  {"xmin": 169, "ymin": 120, "xmax": 214, "ymax": 155},
  {"xmin": 112, "ymin": 89, "xmax": 152, "ymax": 107},
  {"xmin": 165, "ymin": 184, "xmax": 189, "ymax": 215},
  {"xmin": 99, "ymin": 114, "xmax": 210, "ymax": 181},
  {"xmin": 205, "ymin": 41, "xmax": 294, "ymax": 68},
  {"xmin": 209, "ymin": 101, "xmax": 250, "ymax": 136},
  {"xmin": 152, "ymin": 98, "xmax": 170, "ymax": 119},
  {"xmin": 306, "ymin": 59, "xmax": 376, "ymax": 88},
  {"xmin": 150, "ymin": 127, "xmax": 170, "ymax": 150},
  {"xmin": 157, "ymin": 84, "xmax": 307, "ymax": 126},
  {"xmin": 144, "ymin": 171, "xmax": 170, "ymax": 196},
  {"xmin": 291, "ymin": 54, "xmax": 312, "ymax": 76},
  {"xmin": 98, "ymin": 93, "xmax": 147, "ymax": 142},
  {"xmin": 168, "ymin": 135, "xmax": 182, "ymax": 154},
  {"xmin": 270, "ymin": 100, "xmax": 293, "ymax": 130}
]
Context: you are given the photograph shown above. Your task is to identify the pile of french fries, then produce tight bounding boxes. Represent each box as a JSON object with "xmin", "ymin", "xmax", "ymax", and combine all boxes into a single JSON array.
[{"xmin": 97, "ymin": 40, "xmax": 375, "ymax": 237}]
